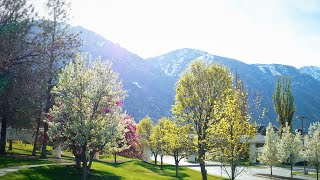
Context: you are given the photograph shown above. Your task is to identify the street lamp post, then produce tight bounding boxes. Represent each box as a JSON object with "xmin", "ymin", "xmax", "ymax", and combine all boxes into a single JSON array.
[{"xmin": 297, "ymin": 115, "xmax": 308, "ymax": 175}]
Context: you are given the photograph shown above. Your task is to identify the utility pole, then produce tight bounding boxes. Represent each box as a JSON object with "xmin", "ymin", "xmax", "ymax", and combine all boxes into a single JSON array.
[{"xmin": 297, "ymin": 115, "xmax": 308, "ymax": 175}]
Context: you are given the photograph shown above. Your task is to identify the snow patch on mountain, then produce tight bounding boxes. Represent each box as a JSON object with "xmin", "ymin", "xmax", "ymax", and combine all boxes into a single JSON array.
[
  {"xmin": 300, "ymin": 66, "xmax": 320, "ymax": 81},
  {"xmin": 197, "ymin": 54, "xmax": 215, "ymax": 61},
  {"xmin": 258, "ymin": 65, "xmax": 281, "ymax": 76},
  {"xmin": 132, "ymin": 82, "xmax": 142, "ymax": 88},
  {"xmin": 257, "ymin": 66, "xmax": 266, "ymax": 73},
  {"xmin": 160, "ymin": 62, "xmax": 182, "ymax": 77}
]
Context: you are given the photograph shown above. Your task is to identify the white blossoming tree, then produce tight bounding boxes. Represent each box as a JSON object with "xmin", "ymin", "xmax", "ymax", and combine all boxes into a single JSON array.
[
  {"xmin": 277, "ymin": 123, "xmax": 303, "ymax": 178},
  {"xmin": 304, "ymin": 122, "xmax": 320, "ymax": 180},
  {"xmin": 48, "ymin": 54, "xmax": 126, "ymax": 180},
  {"xmin": 106, "ymin": 114, "xmax": 130, "ymax": 163},
  {"xmin": 258, "ymin": 123, "xmax": 279, "ymax": 176}
]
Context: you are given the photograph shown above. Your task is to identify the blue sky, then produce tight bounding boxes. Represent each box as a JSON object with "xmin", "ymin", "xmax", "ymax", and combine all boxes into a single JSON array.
[{"xmin": 35, "ymin": 0, "xmax": 320, "ymax": 67}]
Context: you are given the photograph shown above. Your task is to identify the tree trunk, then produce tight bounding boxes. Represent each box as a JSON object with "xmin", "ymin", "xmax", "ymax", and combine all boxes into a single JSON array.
[
  {"xmin": 41, "ymin": 77, "xmax": 53, "ymax": 159},
  {"xmin": 0, "ymin": 113, "xmax": 8, "ymax": 155},
  {"xmin": 72, "ymin": 145, "xmax": 81, "ymax": 168},
  {"xmin": 32, "ymin": 118, "xmax": 41, "ymax": 156},
  {"xmin": 200, "ymin": 160, "xmax": 207, "ymax": 180},
  {"xmin": 160, "ymin": 155, "xmax": 163, "ymax": 170},
  {"xmin": 82, "ymin": 155, "xmax": 87, "ymax": 180},
  {"xmin": 316, "ymin": 165, "xmax": 318, "ymax": 180},
  {"xmin": 271, "ymin": 166, "xmax": 272, "ymax": 176},
  {"xmin": 198, "ymin": 147, "xmax": 207, "ymax": 180},
  {"xmin": 231, "ymin": 161, "xmax": 235, "ymax": 180},
  {"xmin": 291, "ymin": 166, "xmax": 293, "ymax": 179},
  {"xmin": 175, "ymin": 158, "xmax": 179, "ymax": 177},
  {"xmin": 88, "ymin": 152, "xmax": 94, "ymax": 170},
  {"xmin": 176, "ymin": 161, "xmax": 179, "ymax": 177},
  {"xmin": 40, "ymin": 122, "xmax": 48, "ymax": 159},
  {"xmin": 114, "ymin": 152, "xmax": 117, "ymax": 163},
  {"xmin": 82, "ymin": 146, "xmax": 88, "ymax": 180},
  {"xmin": 8, "ymin": 140, "xmax": 12, "ymax": 150},
  {"xmin": 154, "ymin": 154, "xmax": 158, "ymax": 166}
]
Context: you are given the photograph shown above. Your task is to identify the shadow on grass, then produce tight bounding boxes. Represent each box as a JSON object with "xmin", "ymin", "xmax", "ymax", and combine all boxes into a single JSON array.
[
  {"xmin": 95, "ymin": 160, "xmax": 134, "ymax": 168},
  {"xmin": 7, "ymin": 147, "xmax": 52, "ymax": 156},
  {"xmin": 133, "ymin": 161, "xmax": 190, "ymax": 179},
  {"xmin": 0, "ymin": 155, "xmax": 52, "ymax": 168},
  {"xmin": 2, "ymin": 165, "xmax": 121, "ymax": 180},
  {"xmin": 255, "ymin": 173, "xmax": 305, "ymax": 180}
]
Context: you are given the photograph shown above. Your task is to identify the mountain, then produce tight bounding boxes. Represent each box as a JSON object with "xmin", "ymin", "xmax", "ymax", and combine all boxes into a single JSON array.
[
  {"xmin": 76, "ymin": 26, "xmax": 320, "ymax": 130},
  {"xmin": 299, "ymin": 66, "xmax": 320, "ymax": 81}
]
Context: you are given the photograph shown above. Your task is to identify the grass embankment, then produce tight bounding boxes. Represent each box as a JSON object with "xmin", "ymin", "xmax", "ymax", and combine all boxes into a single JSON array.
[
  {"xmin": 0, "ymin": 141, "xmax": 72, "ymax": 168},
  {"xmin": 1, "ymin": 160, "xmax": 224, "ymax": 180},
  {"xmin": 1, "ymin": 141, "xmax": 224, "ymax": 179}
]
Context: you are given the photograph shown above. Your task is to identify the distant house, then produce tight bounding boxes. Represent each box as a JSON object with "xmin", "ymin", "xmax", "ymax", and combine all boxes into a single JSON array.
[
  {"xmin": 249, "ymin": 125, "xmax": 279, "ymax": 163},
  {"xmin": 0, "ymin": 123, "xmax": 35, "ymax": 144}
]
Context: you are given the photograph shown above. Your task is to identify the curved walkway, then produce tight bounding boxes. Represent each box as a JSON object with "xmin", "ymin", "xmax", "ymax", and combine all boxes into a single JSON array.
[
  {"xmin": 162, "ymin": 156, "xmax": 316, "ymax": 180},
  {"xmin": 0, "ymin": 163, "xmax": 74, "ymax": 177}
]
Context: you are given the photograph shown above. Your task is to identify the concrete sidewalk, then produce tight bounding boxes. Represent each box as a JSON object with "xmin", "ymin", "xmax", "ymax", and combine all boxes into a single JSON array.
[{"xmin": 162, "ymin": 156, "xmax": 316, "ymax": 180}]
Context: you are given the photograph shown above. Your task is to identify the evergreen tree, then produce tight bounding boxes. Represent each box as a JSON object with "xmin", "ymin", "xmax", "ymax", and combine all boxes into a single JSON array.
[
  {"xmin": 273, "ymin": 76, "xmax": 296, "ymax": 133},
  {"xmin": 0, "ymin": 0, "xmax": 37, "ymax": 155},
  {"xmin": 258, "ymin": 123, "xmax": 279, "ymax": 176},
  {"xmin": 37, "ymin": 0, "xmax": 81, "ymax": 158}
]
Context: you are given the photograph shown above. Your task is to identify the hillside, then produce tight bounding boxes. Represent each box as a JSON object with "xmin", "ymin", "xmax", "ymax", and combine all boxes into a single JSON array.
[{"xmin": 76, "ymin": 26, "xmax": 320, "ymax": 130}]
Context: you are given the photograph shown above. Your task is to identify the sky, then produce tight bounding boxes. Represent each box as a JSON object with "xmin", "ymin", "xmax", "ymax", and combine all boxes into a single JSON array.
[{"xmin": 37, "ymin": 0, "xmax": 320, "ymax": 68}]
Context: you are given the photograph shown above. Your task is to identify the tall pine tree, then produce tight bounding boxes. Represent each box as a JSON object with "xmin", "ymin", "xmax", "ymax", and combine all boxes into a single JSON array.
[
  {"xmin": 36, "ymin": 0, "xmax": 81, "ymax": 158},
  {"xmin": 0, "ymin": 0, "xmax": 37, "ymax": 155}
]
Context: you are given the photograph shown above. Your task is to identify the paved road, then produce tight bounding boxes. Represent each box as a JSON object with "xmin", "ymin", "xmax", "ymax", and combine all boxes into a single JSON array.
[
  {"xmin": 0, "ymin": 163, "xmax": 73, "ymax": 177},
  {"xmin": 162, "ymin": 156, "xmax": 316, "ymax": 180}
]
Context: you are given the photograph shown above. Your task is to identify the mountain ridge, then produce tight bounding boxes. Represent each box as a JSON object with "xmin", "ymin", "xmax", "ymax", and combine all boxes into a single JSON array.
[{"xmin": 75, "ymin": 26, "xmax": 320, "ymax": 130}]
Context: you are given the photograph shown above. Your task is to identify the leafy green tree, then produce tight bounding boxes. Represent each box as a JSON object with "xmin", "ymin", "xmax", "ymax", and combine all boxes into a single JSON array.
[
  {"xmin": 258, "ymin": 123, "xmax": 279, "ymax": 176},
  {"xmin": 277, "ymin": 123, "xmax": 303, "ymax": 178},
  {"xmin": 0, "ymin": 0, "xmax": 37, "ymax": 155},
  {"xmin": 149, "ymin": 121, "xmax": 163, "ymax": 166},
  {"xmin": 163, "ymin": 120, "xmax": 196, "ymax": 177},
  {"xmin": 172, "ymin": 60, "xmax": 232, "ymax": 180},
  {"xmin": 208, "ymin": 86, "xmax": 256, "ymax": 180},
  {"xmin": 156, "ymin": 117, "xmax": 170, "ymax": 170},
  {"xmin": 48, "ymin": 54, "xmax": 125, "ymax": 180},
  {"xmin": 137, "ymin": 116, "xmax": 153, "ymax": 161},
  {"xmin": 304, "ymin": 122, "xmax": 320, "ymax": 180},
  {"xmin": 273, "ymin": 76, "xmax": 296, "ymax": 134},
  {"xmin": 37, "ymin": 0, "xmax": 81, "ymax": 158}
]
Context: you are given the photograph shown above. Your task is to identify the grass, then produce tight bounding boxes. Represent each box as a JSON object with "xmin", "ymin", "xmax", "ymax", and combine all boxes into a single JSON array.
[
  {"xmin": 1, "ymin": 160, "xmax": 225, "ymax": 180},
  {"xmin": 0, "ymin": 141, "xmax": 73, "ymax": 168},
  {"xmin": 99, "ymin": 154, "xmax": 133, "ymax": 163},
  {"xmin": 1, "ymin": 141, "xmax": 224, "ymax": 179},
  {"xmin": 6, "ymin": 141, "xmax": 52, "ymax": 156},
  {"xmin": 0, "ymin": 155, "xmax": 55, "ymax": 168},
  {"xmin": 293, "ymin": 171, "xmax": 318, "ymax": 178}
]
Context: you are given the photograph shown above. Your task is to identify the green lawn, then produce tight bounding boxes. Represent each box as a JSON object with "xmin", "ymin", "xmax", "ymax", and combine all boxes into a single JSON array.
[
  {"xmin": 1, "ymin": 160, "xmax": 225, "ymax": 180},
  {"xmin": 6, "ymin": 141, "xmax": 52, "ymax": 156},
  {"xmin": 99, "ymin": 153, "xmax": 133, "ymax": 163},
  {"xmin": 293, "ymin": 171, "xmax": 318, "ymax": 178},
  {"xmin": 0, "ymin": 155, "xmax": 55, "ymax": 168},
  {"xmin": 1, "ymin": 141, "xmax": 225, "ymax": 179},
  {"xmin": 0, "ymin": 141, "xmax": 73, "ymax": 168}
]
